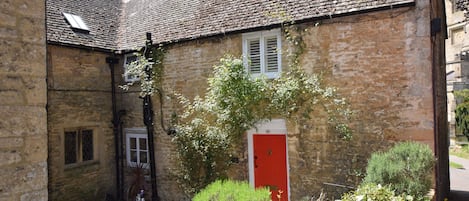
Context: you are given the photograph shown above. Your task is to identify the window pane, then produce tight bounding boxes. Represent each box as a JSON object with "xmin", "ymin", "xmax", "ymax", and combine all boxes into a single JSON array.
[
  {"xmin": 248, "ymin": 39, "xmax": 261, "ymax": 74},
  {"xmin": 125, "ymin": 55, "xmax": 137, "ymax": 65},
  {"xmin": 82, "ymin": 129, "xmax": 94, "ymax": 161},
  {"xmin": 130, "ymin": 151, "xmax": 138, "ymax": 162},
  {"xmin": 125, "ymin": 55, "xmax": 139, "ymax": 80},
  {"xmin": 71, "ymin": 15, "xmax": 89, "ymax": 30},
  {"xmin": 63, "ymin": 13, "xmax": 80, "ymax": 29},
  {"xmin": 64, "ymin": 131, "xmax": 77, "ymax": 164},
  {"xmin": 140, "ymin": 151, "xmax": 148, "ymax": 163},
  {"xmin": 265, "ymin": 36, "xmax": 278, "ymax": 73},
  {"xmin": 139, "ymin": 138, "xmax": 147, "ymax": 150},
  {"xmin": 130, "ymin": 137, "xmax": 136, "ymax": 149}
]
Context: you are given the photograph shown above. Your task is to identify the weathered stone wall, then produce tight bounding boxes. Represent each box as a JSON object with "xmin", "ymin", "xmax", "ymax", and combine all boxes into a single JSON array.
[
  {"xmin": 47, "ymin": 45, "xmax": 116, "ymax": 201},
  {"xmin": 120, "ymin": 2, "xmax": 434, "ymax": 201},
  {"xmin": 118, "ymin": 35, "xmax": 243, "ymax": 201},
  {"xmin": 0, "ymin": 0, "xmax": 48, "ymax": 200},
  {"xmin": 287, "ymin": 1, "xmax": 433, "ymax": 199}
]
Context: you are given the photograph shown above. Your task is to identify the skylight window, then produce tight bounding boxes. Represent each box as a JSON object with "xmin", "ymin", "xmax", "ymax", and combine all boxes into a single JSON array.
[{"xmin": 63, "ymin": 12, "xmax": 89, "ymax": 32}]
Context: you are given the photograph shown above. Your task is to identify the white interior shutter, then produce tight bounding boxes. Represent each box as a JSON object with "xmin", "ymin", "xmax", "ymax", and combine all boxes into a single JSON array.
[
  {"xmin": 248, "ymin": 39, "xmax": 261, "ymax": 74},
  {"xmin": 264, "ymin": 36, "xmax": 278, "ymax": 73}
]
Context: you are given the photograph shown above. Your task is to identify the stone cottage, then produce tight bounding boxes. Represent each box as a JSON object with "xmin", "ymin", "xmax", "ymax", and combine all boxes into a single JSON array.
[{"xmin": 43, "ymin": 0, "xmax": 448, "ymax": 201}]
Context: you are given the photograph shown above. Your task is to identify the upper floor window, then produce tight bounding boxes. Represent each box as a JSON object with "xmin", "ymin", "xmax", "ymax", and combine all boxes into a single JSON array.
[
  {"xmin": 124, "ymin": 54, "xmax": 140, "ymax": 82},
  {"xmin": 64, "ymin": 128, "xmax": 95, "ymax": 165},
  {"xmin": 125, "ymin": 129, "xmax": 149, "ymax": 167},
  {"xmin": 242, "ymin": 29, "xmax": 282, "ymax": 79}
]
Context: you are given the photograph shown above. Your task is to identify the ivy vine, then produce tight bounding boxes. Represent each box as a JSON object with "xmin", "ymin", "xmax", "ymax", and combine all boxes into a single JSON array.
[{"xmin": 120, "ymin": 44, "xmax": 166, "ymax": 97}]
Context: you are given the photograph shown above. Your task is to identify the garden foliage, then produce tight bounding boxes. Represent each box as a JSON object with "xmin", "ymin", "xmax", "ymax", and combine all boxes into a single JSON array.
[
  {"xmin": 363, "ymin": 142, "xmax": 434, "ymax": 200},
  {"xmin": 340, "ymin": 183, "xmax": 411, "ymax": 201},
  {"xmin": 173, "ymin": 55, "xmax": 352, "ymax": 194},
  {"xmin": 455, "ymin": 89, "xmax": 469, "ymax": 140},
  {"xmin": 192, "ymin": 180, "xmax": 270, "ymax": 201},
  {"xmin": 120, "ymin": 45, "xmax": 165, "ymax": 97}
]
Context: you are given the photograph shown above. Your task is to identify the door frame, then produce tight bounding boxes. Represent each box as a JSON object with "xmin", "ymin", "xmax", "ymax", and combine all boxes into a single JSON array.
[{"xmin": 247, "ymin": 119, "xmax": 290, "ymax": 200}]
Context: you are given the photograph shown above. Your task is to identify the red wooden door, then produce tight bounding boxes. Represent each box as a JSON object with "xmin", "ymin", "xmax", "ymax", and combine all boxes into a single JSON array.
[{"xmin": 253, "ymin": 134, "xmax": 288, "ymax": 201}]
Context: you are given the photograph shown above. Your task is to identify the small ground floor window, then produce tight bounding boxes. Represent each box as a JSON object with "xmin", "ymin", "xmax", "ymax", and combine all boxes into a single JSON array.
[
  {"xmin": 64, "ymin": 128, "xmax": 95, "ymax": 165},
  {"xmin": 125, "ymin": 128, "xmax": 149, "ymax": 167}
]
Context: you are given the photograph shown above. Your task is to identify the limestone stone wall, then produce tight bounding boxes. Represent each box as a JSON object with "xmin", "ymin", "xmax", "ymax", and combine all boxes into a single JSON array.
[
  {"xmin": 120, "ymin": 2, "xmax": 434, "ymax": 200},
  {"xmin": 47, "ymin": 45, "xmax": 115, "ymax": 201},
  {"xmin": 0, "ymin": 0, "xmax": 48, "ymax": 200},
  {"xmin": 118, "ymin": 35, "xmax": 243, "ymax": 201},
  {"xmin": 287, "ymin": 2, "xmax": 433, "ymax": 199}
]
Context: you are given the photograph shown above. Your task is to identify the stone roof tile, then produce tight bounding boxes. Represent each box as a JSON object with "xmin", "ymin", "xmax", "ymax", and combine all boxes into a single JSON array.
[
  {"xmin": 47, "ymin": 0, "xmax": 415, "ymax": 50},
  {"xmin": 46, "ymin": 0, "xmax": 121, "ymax": 50},
  {"xmin": 117, "ymin": 0, "xmax": 415, "ymax": 50}
]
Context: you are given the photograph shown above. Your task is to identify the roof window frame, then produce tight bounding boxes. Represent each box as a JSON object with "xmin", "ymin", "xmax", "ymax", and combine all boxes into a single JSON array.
[{"xmin": 63, "ymin": 12, "xmax": 90, "ymax": 33}]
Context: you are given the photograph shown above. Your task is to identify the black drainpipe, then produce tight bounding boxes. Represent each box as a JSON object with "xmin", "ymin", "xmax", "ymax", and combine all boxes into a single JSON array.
[
  {"xmin": 143, "ymin": 32, "xmax": 161, "ymax": 201},
  {"xmin": 106, "ymin": 56, "xmax": 123, "ymax": 201},
  {"xmin": 118, "ymin": 109, "xmax": 125, "ymax": 200}
]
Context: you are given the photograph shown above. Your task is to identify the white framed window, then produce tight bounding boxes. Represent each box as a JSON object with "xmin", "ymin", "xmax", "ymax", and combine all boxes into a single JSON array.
[
  {"xmin": 124, "ymin": 53, "xmax": 140, "ymax": 82},
  {"xmin": 63, "ymin": 12, "xmax": 90, "ymax": 32},
  {"xmin": 242, "ymin": 29, "xmax": 282, "ymax": 79},
  {"xmin": 64, "ymin": 128, "xmax": 97, "ymax": 166},
  {"xmin": 125, "ymin": 128, "xmax": 149, "ymax": 167}
]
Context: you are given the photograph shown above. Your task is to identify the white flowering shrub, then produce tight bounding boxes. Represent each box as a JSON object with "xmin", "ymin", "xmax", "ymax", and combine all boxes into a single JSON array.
[
  {"xmin": 172, "ymin": 55, "xmax": 352, "ymax": 195},
  {"xmin": 120, "ymin": 46, "xmax": 165, "ymax": 97},
  {"xmin": 340, "ymin": 183, "xmax": 413, "ymax": 201}
]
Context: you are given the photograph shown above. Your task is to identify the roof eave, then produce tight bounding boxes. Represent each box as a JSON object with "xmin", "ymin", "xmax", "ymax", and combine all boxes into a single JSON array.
[
  {"xmin": 147, "ymin": 1, "xmax": 416, "ymax": 48},
  {"xmin": 47, "ymin": 40, "xmax": 115, "ymax": 53}
]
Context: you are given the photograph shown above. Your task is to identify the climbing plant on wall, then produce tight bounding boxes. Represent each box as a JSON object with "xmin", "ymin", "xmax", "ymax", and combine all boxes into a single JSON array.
[
  {"xmin": 120, "ymin": 44, "xmax": 166, "ymax": 97},
  {"xmin": 121, "ymin": 13, "xmax": 353, "ymax": 196},
  {"xmin": 172, "ymin": 54, "xmax": 352, "ymax": 195}
]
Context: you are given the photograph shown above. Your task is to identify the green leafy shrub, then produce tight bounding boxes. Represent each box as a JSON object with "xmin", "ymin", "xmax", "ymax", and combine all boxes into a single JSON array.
[
  {"xmin": 455, "ymin": 89, "xmax": 469, "ymax": 140},
  {"xmin": 456, "ymin": 102, "xmax": 469, "ymax": 141},
  {"xmin": 192, "ymin": 180, "xmax": 270, "ymax": 201},
  {"xmin": 363, "ymin": 142, "xmax": 434, "ymax": 200},
  {"xmin": 341, "ymin": 183, "xmax": 411, "ymax": 201}
]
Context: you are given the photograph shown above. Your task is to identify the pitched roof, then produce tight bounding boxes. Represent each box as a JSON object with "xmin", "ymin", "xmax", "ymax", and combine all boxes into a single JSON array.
[
  {"xmin": 46, "ymin": 0, "xmax": 121, "ymax": 50},
  {"xmin": 47, "ymin": 0, "xmax": 415, "ymax": 51},
  {"xmin": 118, "ymin": 0, "xmax": 415, "ymax": 50}
]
